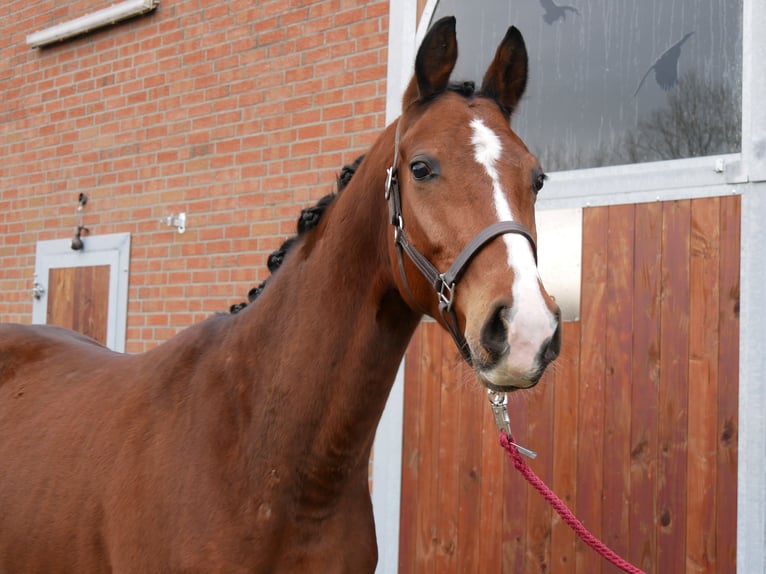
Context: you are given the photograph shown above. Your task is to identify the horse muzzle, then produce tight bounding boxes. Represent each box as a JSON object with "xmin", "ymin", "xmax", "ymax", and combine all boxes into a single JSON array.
[{"xmin": 472, "ymin": 301, "xmax": 562, "ymax": 391}]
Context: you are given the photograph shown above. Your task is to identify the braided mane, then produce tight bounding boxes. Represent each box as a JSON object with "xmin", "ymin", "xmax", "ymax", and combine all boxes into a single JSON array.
[{"xmin": 229, "ymin": 154, "xmax": 365, "ymax": 314}]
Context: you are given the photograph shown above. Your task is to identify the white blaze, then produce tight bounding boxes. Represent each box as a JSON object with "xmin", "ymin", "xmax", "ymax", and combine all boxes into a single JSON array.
[{"xmin": 469, "ymin": 117, "xmax": 556, "ymax": 374}]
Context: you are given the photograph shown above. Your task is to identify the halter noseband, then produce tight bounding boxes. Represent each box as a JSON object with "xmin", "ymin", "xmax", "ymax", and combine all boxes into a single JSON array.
[{"xmin": 385, "ymin": 121, "xmax": 538, "ymax": 366}]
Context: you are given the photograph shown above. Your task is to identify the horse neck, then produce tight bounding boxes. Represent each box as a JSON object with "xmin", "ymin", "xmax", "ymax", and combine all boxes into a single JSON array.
[{"xmin": 230, "ymin": 124, "xmax": 419, "ymax": 500}]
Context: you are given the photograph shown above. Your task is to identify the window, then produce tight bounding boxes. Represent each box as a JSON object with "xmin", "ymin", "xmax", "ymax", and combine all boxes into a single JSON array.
[{"xmin": 431, "ymin": 0, "xmax": 742, "ymax": 172}]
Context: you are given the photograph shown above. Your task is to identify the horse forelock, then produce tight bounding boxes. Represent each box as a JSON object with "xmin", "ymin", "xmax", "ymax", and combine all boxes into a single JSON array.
[{"xmin": 407, "ymin": 81, "xmax": 518, "ymax": 118}]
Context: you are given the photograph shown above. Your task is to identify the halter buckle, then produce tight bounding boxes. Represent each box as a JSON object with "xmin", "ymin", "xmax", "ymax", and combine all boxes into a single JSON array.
[
  {"xmin": 437, "ymin": 275, "xmax": 455, "ymax": 312},
  {"xmin": 385, "ymin": 166, "xmax": 395, "ymax": 200},
  {"xmin": 393, "ymin": 216, "xmax": 403, "ymax": 243}
]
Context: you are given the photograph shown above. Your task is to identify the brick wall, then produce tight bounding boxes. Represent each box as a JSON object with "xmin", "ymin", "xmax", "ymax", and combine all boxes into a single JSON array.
[{"xmin": 0, "ymin": 0, "xmax": 390, "ymax": 352}]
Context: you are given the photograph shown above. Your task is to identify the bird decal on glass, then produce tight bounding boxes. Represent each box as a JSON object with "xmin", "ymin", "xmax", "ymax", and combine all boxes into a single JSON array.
[
  {"xmin": 539, "ymin": 0, "xmax": 579, "ymax": 25},
  {"xmin": 634, "ymin": 31, "xmax": 695, "ymax": 97}
]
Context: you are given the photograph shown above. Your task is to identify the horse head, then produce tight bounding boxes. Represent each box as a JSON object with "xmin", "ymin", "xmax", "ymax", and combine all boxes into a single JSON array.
[{"xmin": 388, "ymin": 16, "xmax": 561, "ymax": 390}]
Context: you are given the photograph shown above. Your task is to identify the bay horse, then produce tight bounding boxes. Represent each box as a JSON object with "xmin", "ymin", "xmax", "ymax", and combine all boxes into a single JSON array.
[{"xmin": 0, "ymin": 17, "xmax": 560, "ymax": 573}]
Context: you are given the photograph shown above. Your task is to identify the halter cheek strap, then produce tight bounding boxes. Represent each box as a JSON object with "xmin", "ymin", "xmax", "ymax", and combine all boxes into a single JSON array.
[{"xmin": 385, "ymin": 122, "xmax": 538, "ymax": 366}]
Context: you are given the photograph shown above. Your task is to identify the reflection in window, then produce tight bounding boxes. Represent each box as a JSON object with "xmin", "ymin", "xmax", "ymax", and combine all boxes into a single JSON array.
[{"xmin": 430, "ymin": 0, "xmax": 742, "ymax": 171}]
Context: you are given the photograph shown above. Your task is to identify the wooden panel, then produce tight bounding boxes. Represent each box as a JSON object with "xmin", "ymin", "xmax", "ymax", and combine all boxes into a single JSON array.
[
  {"xmin": 657, "ymin": 200, "xmax": 691, "ymax": 574},
  {"xmin": 434, "ymin": 335, "xmax": 461, "ymax": 574},
  {"xmin": 575, "ymin": 206, "xmax": 608, "ymax": 574},
  {"xmin": 603, "ymin": 204, "xmax": 635, "ymax": 563},
  {"xmin": 47, "ymin": 266, "xmax": 75, "ymax": 328},
  {"xmin": 477, "ymin": 373, "xmax": 505, "ymax": 573},
  {"xmin": 686, "ymin": 198, "xmax": 720, "ymax": 573},
  {"xmin": 47, "ymin": 265, "xmax": 110, "ymax": 345},
  {"xmin": 398, "ymin": 325, "xmax": 422, "ymax": 573},
  {"xmin": 716, "ymin": 196, "xmax": 740, "ymax": 572},
  {"xmin": 550, "ymin": 322, "xmax": 581, "ymax": 571},
  {"xmin": 455, "ymin": 354, "xmax": 483, "ymax": 572},
  {"xmin": 399, "ymin": 196, "xmax": 740, "ymax": 574},
  {"xmin": 502, "ymin": 368, "xmax": 531, "ymax": 572},
  {"xmin": 414, "ymin": 323, "xmax": 441, "ymax": 573},
  {"xmin": 629, "ymin": 201, "xmax": 663, "ymax": 572},
  {"xmin": 524, "ymin": 369, "xmax": 555, "ymax": 573}
]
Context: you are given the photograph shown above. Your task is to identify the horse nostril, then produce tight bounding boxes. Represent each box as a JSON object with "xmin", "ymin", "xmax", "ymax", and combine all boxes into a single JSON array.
[
  {"xmin": 480, "ymin": 304, "xmax": 509, "ymax": 364},
  {"xmin": 543, "ymin": 318, "xmax": 562, "ymax": 363}
]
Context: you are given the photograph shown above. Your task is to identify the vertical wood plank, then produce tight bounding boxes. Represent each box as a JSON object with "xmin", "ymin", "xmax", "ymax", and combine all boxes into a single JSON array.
[
  {"xmin": 716, "ymin": 195, "xmax": 740, "ymax": 572},
  {"xmin": 435, "ymin": 333, "xmax": 462, "ymax": 574},
  {"xmin": 93, "ymin": 265, "xmax": 111, "ymax": 345},
  {"xmin": 524, "ymin": 372, "xmax": 555, "ymax": 574},
  {"xmin": 551, "ymin": 321, "xmax": 581, "ymax": 574},
  {"xmin": 456, "ymin": 355, "xmax": 483, "ymax": 572},
  {"xmin": 47, "ymin": 268, "xmax": 75, "ymax": 330},
  {"xmin": 686, "ymin": 198, "xmax": 721, "ymax": 573},
  {"xmin": 657, "ymin": 200, "xmax": 691, "ymax": 574},
  {"xmin": 477, "ymin": 377, "xmax": 505, "ymax": 573},
  {"xmin": 414, "ymin": 322, "xmax": 442, "ymax": 574},
  {"xmin": 576, "ymin": 206, "xmax": 608, "ymax": 574},
  {"xmin": 399, "ymin": 325, "xmax": 425, "ymax": 573},
  {"xmin": 78, "ymin": 265, "xmax": 110, "ymax": 345},
  {"xmin": 503, "ymin": 377, "xmax": 531, "ymax": 571},
  {"xmin": 603, "ymin": 204, "xmax": 635, "ymax": 568},
  {"xmin": 629, "ymin": 201, "xmax": 662, "ymax": 573}
]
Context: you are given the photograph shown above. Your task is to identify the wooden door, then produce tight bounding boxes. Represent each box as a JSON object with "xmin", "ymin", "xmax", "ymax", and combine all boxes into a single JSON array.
[
  {"xmin": 46, "ymin": 265, "xmax": 111, "ymax": 345},
  {"xmin": 33, "ymin": 233, "xmax": 131, "ymax": 352},
  {"xmin": 399, "ymin": 195, "xmax": 740, "ymax": 573}
]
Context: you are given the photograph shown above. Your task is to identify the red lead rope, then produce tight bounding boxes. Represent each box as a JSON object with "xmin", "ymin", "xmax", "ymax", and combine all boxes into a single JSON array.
[{"xmin": 500, "ymin": 432, "xmax": 646, "ymax": 574}]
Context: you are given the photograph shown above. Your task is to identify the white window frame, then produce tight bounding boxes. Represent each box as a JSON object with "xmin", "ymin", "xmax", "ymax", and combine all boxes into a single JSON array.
[
  {"xmin": 33, "ymin": 232, "xmax": 131, "ymax": 353},
  {"xmin": 374, "ymin": 0, "xmax": 766, "ymax": 572}
]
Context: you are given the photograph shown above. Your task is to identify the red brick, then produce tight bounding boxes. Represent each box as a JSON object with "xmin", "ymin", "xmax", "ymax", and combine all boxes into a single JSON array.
[{"xmin": 2, "ymin": 0, "xmax": 390, "ymax": 346}]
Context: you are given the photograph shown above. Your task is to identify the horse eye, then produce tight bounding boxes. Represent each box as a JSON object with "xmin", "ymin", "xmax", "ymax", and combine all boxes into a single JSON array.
[
  {"xmin": 410, "ymin": 161, "xmax": 433, "ymax": 181},
  {"xmin": 534, "ymin": 173, "xmax": 547, "ymax": 193}
]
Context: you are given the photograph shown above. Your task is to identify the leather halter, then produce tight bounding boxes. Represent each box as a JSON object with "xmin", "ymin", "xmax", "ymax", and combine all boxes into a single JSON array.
[{"xmin": 385, "ymin": 121, "xmax": 538, "ymax": 366}]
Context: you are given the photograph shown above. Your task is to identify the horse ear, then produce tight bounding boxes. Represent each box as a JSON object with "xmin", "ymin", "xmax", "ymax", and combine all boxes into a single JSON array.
[
  {"xmin": 480, "ymin": 25, "xmax": 528, "ymax": 116},
  {"xmin": 403, "ymin": 16, "xmax": 458, "ymax": 107}
]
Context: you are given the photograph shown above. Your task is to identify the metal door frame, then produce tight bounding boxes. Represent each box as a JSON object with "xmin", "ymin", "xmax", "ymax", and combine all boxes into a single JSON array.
[{"xmin": 33, "ymin": 232, "xmax": 131, "ymax": 352}]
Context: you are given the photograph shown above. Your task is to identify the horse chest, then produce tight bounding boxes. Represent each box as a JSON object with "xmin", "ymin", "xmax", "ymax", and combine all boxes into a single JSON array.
[{"xmin": 162, "ymin": 473, "xmax": 377, "ymax": 572}]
